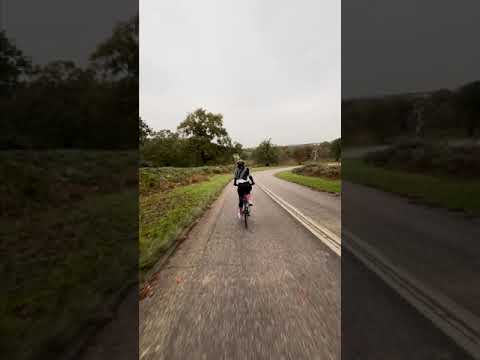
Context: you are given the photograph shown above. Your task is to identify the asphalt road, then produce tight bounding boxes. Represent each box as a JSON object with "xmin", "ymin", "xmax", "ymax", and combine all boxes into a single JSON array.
[
  {"xmin": 253, "ymin": 168, "xmax": 341, "ymax": 237},
  {"xmin": 343, "ymin": 181, "xmax": 480, "ymax": 318},
  {"xmin": 256, "ymin": 169, "xmax": 470, "ymax": 359},
  {"xmin": 135, "ymin": 168, "xmax": 471, "ymax": 360},
  {"xmin": 139, "ymin": 169, "xmax": 341, "ymax": 360},
  {"xmin": 343, "ymin": 181, "xmax": 479, "ymax": 359}
]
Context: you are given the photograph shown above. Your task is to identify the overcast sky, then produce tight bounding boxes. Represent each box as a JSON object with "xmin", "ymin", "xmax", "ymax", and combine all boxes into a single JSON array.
[
  {"xmin": 5, "ymin": 0, "xmax": 136, "ymax": 65},
  {"xmin": 342, "ymin": 0, "xmax": 480, "ymax": 98},
  {"xmin": 140, "ymin": 0, "xmax": 340, "ymax": 147},
  {"xmin": 6, "ymin": 1, "xmax": 480, "ymax": 147}
]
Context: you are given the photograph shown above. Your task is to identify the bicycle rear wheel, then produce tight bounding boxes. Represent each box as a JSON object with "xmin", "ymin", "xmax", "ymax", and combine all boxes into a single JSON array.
[{"xmin": 243, "ymin": 202, "xmax": 248, "ymax": 228}]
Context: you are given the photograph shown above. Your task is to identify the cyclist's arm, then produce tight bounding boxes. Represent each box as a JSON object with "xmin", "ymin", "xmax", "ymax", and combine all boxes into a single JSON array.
[{"xmin": 249, "ymin": 175, "xmax": 255, "ymax": 185}]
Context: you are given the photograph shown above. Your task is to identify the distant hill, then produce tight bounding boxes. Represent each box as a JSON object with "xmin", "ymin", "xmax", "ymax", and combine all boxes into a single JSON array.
[
  {"xmin": 245, "ymin": 140, "xmax": 336, "ymax": 151},
  {"xmin": 279, "ymin": 141, "xmax": 332, "ymax": 149},
  {"xmin": 342, "ymin": 79, "xmax": 480, "ymax": 145},
  {"xmin": 343, "ymin": 90, "xmax": 435, "ymax": 102}
]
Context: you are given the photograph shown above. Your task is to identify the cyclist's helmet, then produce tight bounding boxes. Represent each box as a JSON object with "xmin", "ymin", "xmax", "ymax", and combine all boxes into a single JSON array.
[{"xmin": 237, "ymin": 160, "xmax": 245, "ymax": 167}]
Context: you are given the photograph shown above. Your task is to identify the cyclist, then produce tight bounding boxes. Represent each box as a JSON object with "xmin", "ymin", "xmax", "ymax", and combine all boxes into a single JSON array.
[{"xmin": 233, "ymin": 160, "xmax": 255, "ymax": 219}]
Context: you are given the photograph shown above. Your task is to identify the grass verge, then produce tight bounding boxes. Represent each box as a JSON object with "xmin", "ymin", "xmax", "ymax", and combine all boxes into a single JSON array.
[
  {"xmin": 2, "ymin": 190, "xmax": 137, "ymax": 360},
  {"xmin": 343, "ymin": 159, "xmax": 480, "ymax": 215},
  {"xmin": 276, "ymin": 170, "xmax": 341, "ymax": 194},
  {"xmin": 1, "ymin": 151, "xmax": 138, "ymax": 360},
  {"xmin": 139, "ymin": 173, "xmax": 231, "ymax": 280}
]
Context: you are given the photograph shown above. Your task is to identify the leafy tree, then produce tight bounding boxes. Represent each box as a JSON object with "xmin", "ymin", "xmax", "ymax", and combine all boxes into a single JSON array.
[
  {"xmin": 178, "ymin": 108, "xmax": 229, "ymax": 142},
  {"xmin": 139, "ymin": 117, "xmax": 152, "ymax": 145},
  {"xmin": 141, "ymin": 130, "xmax": 189, "ymax": 166},
  {"xmin": 89, "ymin": 14, "xmax": 139, "ymax": 148},
  {"xmin": 0, "ymin": 14, "xmax": 140, "ymax": 150},
  {"xmin": 277, "ymin": 146, "xmax": 292, "ymax": 164},
  {"xmin": 242, "ymin": 148, "xmax": 254, "ymax": 161},
  {"xmin": 456, "ymin": 81, "xmax": 480, "ymax": 138},
  {"xmin": 253, "ymin": 138, "xmax": 279, "ymax": 166},
  {"xmin": 330, "ymin": 138, "xmax": 341, "ymax": 162},
  {"xmin": 177, "ymin": 108, "xmax": 232, "ymax": 165},
  {"xmin": 232, "ymin": 142, "xmax": 244, "ymax": 161},
  {"xmin": 0, "ymin": 31, "xmax": 32, "ymax": 97},
  {"xmin": 419, "ymin": 90, "xmax": 454, "ymax": 135},
  {"xmin": 32, "ymin": 61, "xmax": 82, "ymax": 84},
  {"xmin": 315, "ymin": 142, "xmax": 333, "ymax": 159},
  {"xmin": 1, "ymin": 59, "xmax": 102, "ymax": 148},
  {"xmin": 90, "ymin": 15, "xmax": 138, "ymax": 80},
  {"xmin": 292, "ymin": 145, "xmax": 313, "ymax": 164},
  {"xmin": 140, "ymin": 108, "xmax": 243, "ymax": 167}
]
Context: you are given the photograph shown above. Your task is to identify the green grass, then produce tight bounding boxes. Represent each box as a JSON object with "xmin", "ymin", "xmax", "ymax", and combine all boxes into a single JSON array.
[
  {"xmin": 1, "ymin": 190, "xmax": 137, "ymax": 360},
  {"xmin": 343, "ymin": 159, "xmax": 480, "ymax": 215},
  {"xmin": 140, "ymin": 165, "xmax": 232, "ymax": 194},
  {"xmin": 1, "ymin": 150, "xmax": 138, "ymax": 359},
  {"xmin": 1, "ymin": 150, "xmax": 137, "ymax": 216},
  {"xmin": 276, "ymin": 171, "xmax": 341, "ymax": 194},
  {"xmin": 139, "ymin": 173, "xmax": 231, "ymax": 279}
]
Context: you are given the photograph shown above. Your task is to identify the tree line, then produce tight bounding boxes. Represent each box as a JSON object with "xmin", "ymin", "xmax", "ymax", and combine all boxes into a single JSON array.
[
  {"xmin": 248, "ymin": 138, "xmax": 341, "ymax": 165},
  {"xmin": 342, "ymin": 80, "xmax": 480, "ymax": 145},
  {"xmin": 141, "ymin": 112, "xmax": 341, "ymax": 167},
  {"xmin": 0, "ymin": 15, "xmax": 138, "ymax": 149},
  {"xmin": 140, "ymin": 109, "xmax": 243, "ymax": 167}
]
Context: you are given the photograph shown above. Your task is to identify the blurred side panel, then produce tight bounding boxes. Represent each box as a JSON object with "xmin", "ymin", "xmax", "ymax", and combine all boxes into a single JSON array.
[
  {"xmin": 0, "ymin": 1, "xmax": 139, "ymax": 359},
  {"xmin": 342, "ymin": 1, "xmax": 480, "ymax": 359}
]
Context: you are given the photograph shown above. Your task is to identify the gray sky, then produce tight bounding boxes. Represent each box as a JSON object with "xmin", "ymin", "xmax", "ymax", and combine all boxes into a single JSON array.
[
  {"xmin": 140, "ymin": 0, "xmax": 340, "ymax": 147},
  {"xmin": 342, "ymin": 0, "xmax": 480, "ymax": 98},
  {"xmin": 4, "ymin": 0, "xmax": 136, "ymax": 65}
]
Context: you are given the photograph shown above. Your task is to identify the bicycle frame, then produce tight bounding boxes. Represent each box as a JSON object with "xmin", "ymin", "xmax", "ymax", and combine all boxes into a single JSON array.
[{"xmin": 241, "ymin": 195, "xmax": 250, "ymax": 228}]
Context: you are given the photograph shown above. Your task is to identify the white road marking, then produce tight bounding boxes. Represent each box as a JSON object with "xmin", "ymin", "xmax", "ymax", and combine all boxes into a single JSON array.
[
  {"xmin": 257, "ymin": 183, "xmax": 341, "ymax": 256},
  {"xmin": 343, "ymin": 229, "xmax": 480, "ymax": 359},
  {"xmin": 259, "ymin": 180, "xmax": 480, "ymax": 358}
]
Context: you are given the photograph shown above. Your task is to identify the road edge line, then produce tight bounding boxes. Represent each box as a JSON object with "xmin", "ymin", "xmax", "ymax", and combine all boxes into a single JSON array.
[
  {"xmin": 258, "ymin": 180, "xmax": 480, "ymax": 358},
  {"xmin": 257, "ymin": 183, "xmax": 341, "ymax": 256},
  {"xmin": 343, "ymin": 228, "xmax": 480, "ymax": 359}
]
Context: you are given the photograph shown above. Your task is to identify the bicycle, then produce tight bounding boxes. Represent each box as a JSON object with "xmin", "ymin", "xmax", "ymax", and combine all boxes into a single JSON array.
[{"xmin": 241, "ymin": 194, "xmax": 251, "ymax": 229}]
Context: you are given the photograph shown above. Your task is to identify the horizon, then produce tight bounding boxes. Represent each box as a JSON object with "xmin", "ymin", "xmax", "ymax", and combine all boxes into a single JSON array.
[
  {"xmin": 144, "ymin": 113, "xmax": 339, "ymax": 148},
  {"xmin": 342, "ymin": 78, "xmax": 480, "ymax": 102}
]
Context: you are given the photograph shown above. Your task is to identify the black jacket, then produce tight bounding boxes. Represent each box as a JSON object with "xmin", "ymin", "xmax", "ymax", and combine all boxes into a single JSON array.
[{"xmin": 233, "ymin": 166, "xmax": 254, "ymax": 186}]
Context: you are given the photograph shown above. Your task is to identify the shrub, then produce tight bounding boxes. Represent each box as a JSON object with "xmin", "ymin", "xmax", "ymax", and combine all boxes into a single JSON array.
[
  {"xmin": 364, "ymin": 140, "xmax": 480, "ymax": 178},
  {"xmin": 293, "ymin": 163, "xmax": 341, "ymax": 180}
]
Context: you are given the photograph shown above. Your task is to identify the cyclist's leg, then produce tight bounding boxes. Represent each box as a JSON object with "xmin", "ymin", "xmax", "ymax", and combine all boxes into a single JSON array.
[
  {"xmin": 246, "ymin": 183, "xmax": 253, "ymax": 205},
  {"xmin": 237, "ymin": 185, "xmax": 243, "ymax": 207},
  {"xmin": 237, "ymin": 185, "xmax": 244, "ymax": 217}
]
